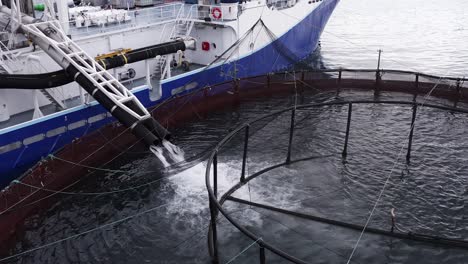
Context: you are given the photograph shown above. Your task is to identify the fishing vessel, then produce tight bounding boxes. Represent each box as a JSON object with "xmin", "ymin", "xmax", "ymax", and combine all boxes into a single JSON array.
[{"xmin": 0, "ymin": 0, "xmax": 339, "ymax": 188}]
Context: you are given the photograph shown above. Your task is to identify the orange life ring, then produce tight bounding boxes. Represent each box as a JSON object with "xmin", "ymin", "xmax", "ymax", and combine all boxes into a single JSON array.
[{"xmin": 211, "ymin": 7, "xmax": 222, "ymax": 19}]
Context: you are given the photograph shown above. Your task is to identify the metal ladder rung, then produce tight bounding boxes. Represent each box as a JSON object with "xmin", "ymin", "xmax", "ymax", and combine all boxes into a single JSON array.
[
  {"xmin": 97, "ymin": 80, "xmax": 118, "ymax": 86},
  {"xmin": 69, "ymin": 51, "xmax": 85, "ymax": 57},
  {"xmin": 90, "ymin": 71, "xmax": 108, "ymax": 77},
  {"xmin": 118, "ymin": 97, "xmax": 135, "ymax": 104}
]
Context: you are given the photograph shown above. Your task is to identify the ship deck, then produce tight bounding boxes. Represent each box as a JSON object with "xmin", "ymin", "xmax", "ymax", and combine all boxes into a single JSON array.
[{"xmin": 68, "ymin": 1, "xmax": 187, "ymax": 39}]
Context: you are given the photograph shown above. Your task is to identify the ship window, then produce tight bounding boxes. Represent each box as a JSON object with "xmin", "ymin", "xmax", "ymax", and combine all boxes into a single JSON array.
[
  {"xmin": 88, "ymin": 113, "xmax": 107, "ymax": 124},
  {"xmin": 23, "ymin": 134, "xmax": 45, "ymax": 145},
  {"xmin": 46, "ymin": 126, "xmax": 67, "ymax": 138},
  {"xmin": 68, "ymin": 120, "xmax": 87, "ymax": 130},
  {"xmin": 0, "ymin": 141, "xmax": 22, "ymax": 154}
]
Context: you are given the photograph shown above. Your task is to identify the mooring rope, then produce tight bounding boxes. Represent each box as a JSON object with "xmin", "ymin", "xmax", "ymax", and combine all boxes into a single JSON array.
[
  {"xmin": 249, "ymin": 207, "xmax": 359, "ymax": 263},
  {"xmin": 225, "ymin": 237, "xmax": 263, "ymax": 264}
]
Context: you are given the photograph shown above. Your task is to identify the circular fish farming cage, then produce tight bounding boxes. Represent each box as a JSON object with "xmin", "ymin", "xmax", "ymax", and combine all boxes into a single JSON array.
[{"xmin": 204, "ymin": 72, "xmax": 468, "ymax": 263}]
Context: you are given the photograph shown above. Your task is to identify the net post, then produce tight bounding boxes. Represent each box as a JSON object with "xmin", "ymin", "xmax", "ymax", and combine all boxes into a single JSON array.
[
  {"xmin": 456, "ymin": 78, "xmax": 461, "ymax": 99},
  {"xmin": 406, "ymin": 103, "xmax": 417, "ymax": 163},
  {"xmin": 286, "ymin": 108, "xmax": 296, "ymax": 164},
  {"xmin": 413, "ymin": 73, "xmax": 419, "ymax": 101},
  {"xmin": 342, "ymin": 103, "xmax": 352, "ymax": 158},
  {"xmin": 336, "ymin": 69, "xmax": 342, "ymax": 96},
  {"xmin": 214, "ymin": 152, "xmax": 218, "ymax": 198},
  {"xmin": 375, "ymin": 49, "xmax": 383, "ymax": 91},
  {"xmin": 259, "ymin": 245, "xmax": 266, "ymax": 264},
  {"xmin": 209, "ymin": 151, "xmax": 219, "ymax": 264},
  {"xmin": 241, "ymin": 125, "xmax": 249, "ymax": 182},
  {"xmin": 338, "ymin": 68, "xmax": 342, "ymax": 84},
  {"xmin": 267, "ymin": 73, "xmax": 271, "ymax": 89},
  {"xmin": 209, "ymin": 198, "xmax": 219, "ymax": 264}
]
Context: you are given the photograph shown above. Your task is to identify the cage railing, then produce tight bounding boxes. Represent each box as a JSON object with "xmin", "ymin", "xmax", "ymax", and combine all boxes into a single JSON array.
[{"xmin": 205, "ymin": 100, "xmax": 468, "ymax": 264}]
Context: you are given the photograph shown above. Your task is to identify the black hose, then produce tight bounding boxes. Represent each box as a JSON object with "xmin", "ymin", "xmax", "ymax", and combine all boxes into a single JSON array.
[
  {"xmin": 66, "ymin": 65, "xmax": 170, "ymax": 144},
  {"xmin": 0, "ymin": 40, "xmax": 187, "ymax": 89}
]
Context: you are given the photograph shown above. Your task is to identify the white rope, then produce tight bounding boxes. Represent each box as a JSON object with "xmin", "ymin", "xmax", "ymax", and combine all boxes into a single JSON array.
[
  {"xmin": 225, "ymin": 237, "xmax": 262, "ymax": 264},
  {"xmin": 345, "ymin": 74, "xmax": 450, "ymax": 264}
]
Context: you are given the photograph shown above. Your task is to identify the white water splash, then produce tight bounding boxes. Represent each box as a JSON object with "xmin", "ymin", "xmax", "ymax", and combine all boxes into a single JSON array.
[
  {"xmin": 162, "ymin": 140, "xmax": 185, "ymax": 163},
  {"xmin": 149, "ymin": 145, "xmax": 170, "ymax": 168}
]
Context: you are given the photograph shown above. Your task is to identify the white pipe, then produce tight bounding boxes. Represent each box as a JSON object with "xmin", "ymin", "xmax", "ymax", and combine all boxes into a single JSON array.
[
  {"xmin": 54, "ymin": 0, "xmax": 70, "ymax": 34},
  {"xmin": 145, "ymin": 59, "xmax": 153, "ymax": 90},
  {"xmin": 14, "ymin": 0, "xmax": 21, "ymax": 27}
]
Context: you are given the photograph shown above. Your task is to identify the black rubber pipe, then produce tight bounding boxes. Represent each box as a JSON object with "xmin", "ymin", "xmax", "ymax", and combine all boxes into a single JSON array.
[
  {"xmin": 0, "ymin": 40, "xmax": 187, "ymax": 89},
  {"xmin": 66, "ymin": 65, "xmax": 170, "ymax": 144}
]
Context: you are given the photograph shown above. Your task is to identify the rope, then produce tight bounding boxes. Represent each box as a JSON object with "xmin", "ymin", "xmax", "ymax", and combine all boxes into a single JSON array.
[
  {"xmin": 225, "ymin": 237, "xmax": 262, "ymax": 264},
  {"xmin": 345, "ymin": 74, "xmax": 451, "ymax": 264},
  {"xmin": 0, "ymin": 201, "xmax": 172, "ymax": 262},
  {"xmin": 172, "ymin": 207, "xmax": 250, "ymax": 250},
  {"xmin": 250, "ymin": 207, "xmax": 358, "ymax": 263},
  {"xmin": 12, "ymin": 170, "xmax": 173, "ymax": 196}
]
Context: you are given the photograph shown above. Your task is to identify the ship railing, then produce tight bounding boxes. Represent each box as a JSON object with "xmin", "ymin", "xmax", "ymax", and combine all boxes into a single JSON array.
[
  {"xmin": 0, "ymin": 33, "xmax": 22, "ymax": 73},
  {"xmin": 64, "ymin": 2, "xmax": 184, "ymax": 39}
]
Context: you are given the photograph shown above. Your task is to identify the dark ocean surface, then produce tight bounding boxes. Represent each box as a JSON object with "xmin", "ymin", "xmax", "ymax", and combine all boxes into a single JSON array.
[{"xmin": 3, "ymin": 0, "xmax": 468, "ymax": 263}]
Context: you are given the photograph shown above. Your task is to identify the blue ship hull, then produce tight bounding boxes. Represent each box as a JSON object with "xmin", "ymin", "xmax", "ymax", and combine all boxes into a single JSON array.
[{"xmin": 0, "ymin": 0, "xmax": 339, "ymax": 188}]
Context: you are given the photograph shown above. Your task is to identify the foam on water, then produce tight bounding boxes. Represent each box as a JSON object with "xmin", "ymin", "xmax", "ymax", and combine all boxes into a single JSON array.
[
  {"xmin": 162, "ymin": 140, "xmax": 185, "ymax": 163},
  {"xmin": 150, "ymin": 140, "xmax": 185, "ymax": 167},
  {"xmin": 149, "ymin": 145, "xmax": 170, "ymax": 167}
]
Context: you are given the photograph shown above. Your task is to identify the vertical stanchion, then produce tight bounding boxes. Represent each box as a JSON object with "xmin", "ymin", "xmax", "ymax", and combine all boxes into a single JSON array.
[
  {"xmin": 413, "ymin": 73, "xmax": 419, "ymax": 101},
  {"xmin": 456, "ymin": 79, "xmax": 461, "ymax": 99},
  {"xmin": 342, "ymin": 103, "xmax": 352, "ymax": 158},
  {"xmin": 406, "ymin": 103, "xmax": 417, "ymax": 163},
  {"xmin": 259, "ymin": 246, "xmax": 266, "ymax": 264},
  {"xmin": 375, "ymin": 50, "xmax": 383, "ymax": 94},
  {"xmin": 267, "ymin": 74, "xmax": 271, "ymax": 89},
  {"xmin": 209, "ymin": 153, "xmax": 219, "ymax": 264},
  {"xmin": 286, "ymin": 108, "xmax": 296, "ymax": 164},
  {"xmin": 213, "ymin": 152, "xmax": 218, "ymax": 198},
  {"xmin": 209, "ymin": 198, "xmax": 219, "ymax": 264},
  {"xmin": 241, "ymin": 125, "xmax": 249, "ymax": 182},
  {"xmin": 336, "ymin": 69, "xmax": 342, "ymax": 96},
  {"xmin": 338, "ymin": 69, "xmax": 342, "ymax": 84}
]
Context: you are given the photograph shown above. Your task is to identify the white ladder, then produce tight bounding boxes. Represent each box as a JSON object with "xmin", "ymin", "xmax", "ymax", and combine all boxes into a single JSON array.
[
  {"xmin": 39, "ymin": 89, "xmax": 66, "ymax": 110},
  {"xmin": 172, "ymin": 6, "xmax": 196, "ymax": 39},
  {"xmin": 22, "ymin": 20, "xmax": 151, "ymax": 123},
  {"xmin": 154, "ymin": 5, "xmax": 195, "ymax": 79}
]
